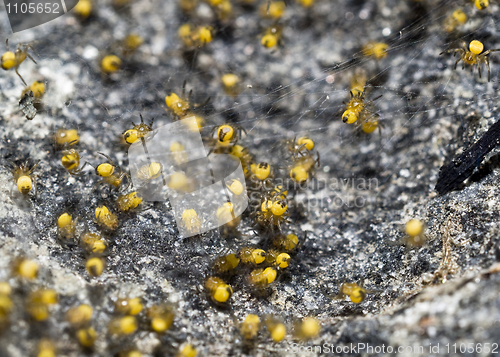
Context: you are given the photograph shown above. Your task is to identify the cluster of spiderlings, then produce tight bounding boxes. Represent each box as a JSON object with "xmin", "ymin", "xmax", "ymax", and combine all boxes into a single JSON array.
[
  {"xmin": 0, "ymin": 259, "xmax": 62, "ymax": 355},
  {"xmin": 189, "ymin": 121, "xmax": 321, "ymax": 306},
  {"xmin": 0, "ymin": 4, "xmax": 228, "ymax": 355},
  {"xmin": 206, "ymin": 233, "xmax": 300, "ymax": 305},
  {"xmin": 66, "ymin": 304, "xmax": 96, "ymax": 348},
  {"xmin": 60, "ymin": 295, "xmax": 185, "ymax": 355},
  {"xmin": 339, "ymin": 2, "xmax": 495, "ymax": 136},
  {"xmin": 432, "ymin": 0, "xmax": 499, "ymax": 82},
  {"xmin": 49, "ymin": 127, "xmax": 153, "ymax": 281},
  {"xmin": 175, "ymin": 0, "xmax": 320, "ymax": 50},
  {"xmin": 0, "ymin": 115, "xmax": 315, "ymax": 353},
  {"xmin": 237, "ymin": 313, "xmax": 320, "ymax": 342},
  {"xmin": 108, "ymin": 298, "xmax": 140, "ymax": 336}
]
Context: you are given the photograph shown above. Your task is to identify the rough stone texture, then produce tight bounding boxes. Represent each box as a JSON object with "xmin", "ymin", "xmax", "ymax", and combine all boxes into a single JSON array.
[{"xmin": 1, "ymin": 0, "xmax": 500, "ymax": 356}]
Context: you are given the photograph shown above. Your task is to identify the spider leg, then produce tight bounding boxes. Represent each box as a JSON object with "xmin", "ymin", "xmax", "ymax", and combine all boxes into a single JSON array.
[
  {"xmin": 97, "ymin": 152, "xmax": 115, "ymax": 165},
  {"xmin": 79, "ymin": 161, "xmax": 92, "ymax": 173},
  {"xmin": 368, "ymin": 95, "xmax": 383, "ymax": 104},
  {"xmin": 93, "ymin": 180, "xmax": 107, "ymax": 192},
  {"xmin": 439, "ymin": 48, "xmax": 464, "ymax": 56},
  {"xmin": 122, "ymin": 173, "xmax": 131, "ymax": 191},
  {"xmin": 15, "ymin": 68, "xmax": 27, "ymax": 86},
  {"xmin": 181, "ymin": 80, "xmax": 186, "ymax": 98},
  {"xmin": 482, "ymin": 49, "xmax": 500, "ymax": 57},
  {"xmin": 26, "ymin": 53, "xmax": 37, "ymax": 64},
  {"xmin": 454, "ymin": 58, "xmax": 461, "ymax": 70},
  {"xmin": 478, "ymin": 64, "xmax": 482, "ymax": 78},
  {"xmin": 70, "ymin": 168, "xmax": 85, "ymax": 177},
  {"xmin": 29, "ymin": 160, "xmax": 41, "ymax": 174},
  {"xmin": 486, "ymin": 56, "xmax": 491, "ymax": 82},
  {"xmin": 125, "ymin": 121, "xmax": 136, "ymax": 131}
]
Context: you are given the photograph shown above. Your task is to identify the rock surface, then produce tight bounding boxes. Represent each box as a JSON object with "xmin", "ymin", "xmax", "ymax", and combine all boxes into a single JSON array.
[{"xmin": 1, "ymin": 0, "xmax": 500, "ymax": 356}]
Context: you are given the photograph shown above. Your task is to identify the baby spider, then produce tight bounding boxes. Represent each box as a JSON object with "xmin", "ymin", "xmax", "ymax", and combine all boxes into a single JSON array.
[
  {"xmin": 165, "ymin": 81, "xmax": 208, "ymax": 129},
  {"xmin": 108, "ymin": 316, "xmax": 138, "ymax": 335},
  {"xmin": 404, "ymin": 218, "xmax": 426, "ymax": 247},
  {"xmin": 253, "ymin": 196, "xmax": 290, "ymax": 232},
  {"xmin": 54, "ymin": 129, "xmax": 79, "ymax": 149},
  {"xmin": 8, "ymin": 159, "xmax": 40, "ymax": 195},
  {"xmin": 123, "ymin": 114, "xmax": 154, "ymax": 145},
  {"xmin": 212, "ymin": 253, "xmax": 240, "ymax": 274},
  {"xmin": 182, "ymin": 208, "xmax": 202, "ymax": 235},
  {"xmin": 240, "ymin": 314, "xmax": 260, "ymax": 340},
  {"xmin": 443, "ymin": 8, "xmax": 467, "ymax": 33},
  {"xmin": 332, "ymin": 281, "xmax": 368, "ymax": 303},
  {"xmin": 101, "ymin": 54, "xmax": 122, "ymax": 74},
  {"xmin": 95, "ymin": 205, "xmax": 118, "ymax": 230},
  {"xmin": 265, "ymin": 250, "xmax": 291, "ymax": 269},
  {"xmin": 362, "ymin": 41, "xmax": 389, "ymax": 60},
  {"xmin": 57, "ymin": 213, "xmax": 77, "ymax": 241},
  {"xmin": 272, "ymin": 232, "xmax": 300, "ymax": 252},
  {"xmin": 342, "ymin": 89, "xmax": 382, "ymax": 126},
  {"xmin": 260, "ymin": 1, "xmax": 286, "ymax": 19},
  {"xmin": 290, "ymin": 136, "xmax": 315, "ymax": 154},
  {"xmin": 248, "ymin": 266, "xmax": 277, "ymax": 288},
  {"xmin": 261, "ymin": 25, "xmax": 283, "ymax": 49},
  {"xmin": 239, "ymin": 247, "xmax": 267, "ymax": 266},
  {"xmin": 178, "ymin": 24, "xmax": 213, "ymax": 48},
  {"xmin": 289, "ymin": 150, "xmax": 319, "ymax": 184},
  {"xmin": 93, "ymin": 152, "xmax": 130, "ymax": 192},
  {"xmin": 211, "ymin": 123, "xmax": 246, "ymax": 151},
  {"xmin": 1, "ymin": 39, "xmax": 37, "ymax": 86},
  {"xmin": 116, "ymin": 191, "xmax": 143, "ymax": 212},
  {"xmin": 205, "ymin": 0, "xmax": 233, "ymax": 21},
  {"xmin": 216, "ymin": 202, "xmax": 241, "ymax": 229},
  {"xmin": 440, "ymin": 40, "xmax": 500, "ymax": 82},
  {"xmin": 221, "ymin": 73, "xmax": 241, "ymax": 96},
  {"xmin": 229, "ymin": 144, "xmax": 255, "ymax": 177},
  {"xmin": 86, "ymin": 256, "xmax": 105, "ymax": 277},
  {"xmin": 61, "ymin": 148, "xmax": 89, "ymax": 176},
  {"xmin": 472, "ymin": 0, "xmax": 488, "ymax": 10},
  {"xmin": 178, "ymin": 344, "xmax": 197, "ymax": 357},
  {"xmin": 205, "ymin": 276, "xmax": 233, "ymax": 304},
  {"xmin": 147, "ymin": 304, "xmax": 175, "ymax": 333},
  {"xmin": 250, "ymin": 162, "xmax": 272, "ymax": 181},
  {"xmin": 81, "ymin": 232, "xmax": 108, "ymax": 254},
  {"xmin": 74, "ymin": 0, "xmax": 93, "ymax": 19},
  {"xmin": 37, "ymin": 339, "xmax": 56, "ymax": 357},
  {"xmin": 293, "ymin": 317, "xmax": 321, "ymax": 340},
  {"xmin": 136, "ymin": 161, "xmax": 163, "ymax": 184},
  {"xmin": 265, "ymin": 315, "xmax": 286, "ymax": 342}
]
